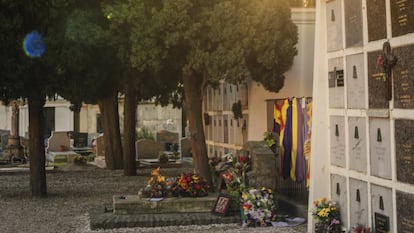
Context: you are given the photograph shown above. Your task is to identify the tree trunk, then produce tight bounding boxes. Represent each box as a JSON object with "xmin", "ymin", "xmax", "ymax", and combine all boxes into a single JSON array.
[
  {"xmin": 182, "ymin": 74, "xmax": 212, "ymax": 187},
  {"xmin": 122, "ymin": 84, "xmax": 137, "ymax": 176},
  {"xmin": 98, "ymin": 92, "xmax": 123, "ymax": 170},
  {"xmin": 28, "ymin": 94, "xmax": 47, "ymax": 197}
]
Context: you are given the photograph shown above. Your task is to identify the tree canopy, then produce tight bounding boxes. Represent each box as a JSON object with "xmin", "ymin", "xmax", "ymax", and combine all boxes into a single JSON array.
[
  {"xmin": 0, "ymin": 0, "xmax": 79, "ymax": 197},
  {"xmin": 109, "ymin": 0, "xmax": 298, "ymax": 183}
]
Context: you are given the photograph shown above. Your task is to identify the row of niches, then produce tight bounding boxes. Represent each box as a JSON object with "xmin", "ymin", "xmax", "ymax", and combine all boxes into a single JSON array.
[
  {"xmin": 331, "ymin": 174, "xmax": 414, "ymax": 232},
  {"xmin": 326, "ymin": 0, "xmax": 413, "ymax": 51},
  {"xmin": 329, "ymin": 116, "xmax": 414, "ymax": 185},
  {"xmin": 328, "ymin": 43, "xmax": 414, "ymax": 109}
]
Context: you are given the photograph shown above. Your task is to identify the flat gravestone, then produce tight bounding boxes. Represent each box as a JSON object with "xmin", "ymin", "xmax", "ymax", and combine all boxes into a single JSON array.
[
  {"xmin": 73, "ymin": 132, "xmax": 88, "ymax": 148},
  {"xmin": 397, "ymin": 191, "xmax": 414, "ymax": 232},
  {"xmin": 96, "ymin": 135, "xmax": 105, "ymax": 157},
  {"xmin": 326, "ymin": 0, "xmax": 343, "ymax": 52},
  {"xmin": 366, "ymin": 0, "xmax": 387, "ymax": 42},
  {"xmin": 46, "ymin": 131, "xmax": 71, "ymax": 152},
  {"xmin": 156, "ymin": 130, "xmax": 179, "ymax": 144},
  {"xmin": 328, "ymin": 57, "xmax": 345, "ymax": 108},
  {"xmin": 371, "ymin": 184, "xmax": 393, "ymax": 233},
  {"xmin": 349, "ymin": 178, "xmax": 368, "ymax": 228},
  {"xmin": 368, "ymin": 50, "xmax": 389, "ymax": 109},
  {"xmin": 331, "ymin": 174, "xmax": 348, "ymax": 228},
  {"xmin": 393, "ymin": 44, "xmax": 414, "ymax": 109},
  {"xmin": 0, "ymin": 130, "xmax": 10, "ymax": 150},
  {"xmin": 369, "ymin": 118, "xmax": 391, "ymax": 179},
  {"xmin": 391, "ymin": 0, "xmax": 414, "ymax": 37},
  {"xmin": 346, "ymin": 53, "xmax": 366, "ymax": 109},
  {"xmin": 344, "ymin": 0, "xmax": 363, "ymax": 47},
  {"xmin": 135, "ymin": 139, "xmax": 164, "ymax": 160},
  {"xmin": 348, "ymin": 117, "xmax": 367, "ymax": 173},
  {"xmin": 330, "ymin": 116, "xmax": 346, "ymax": 167},
  {"xmin": 180, "ymin": 137, "xmax": 192, "ymax": 157},
  {"xmin": 395, "ymin": 119, "xmax": 414, "ymax": 185}
]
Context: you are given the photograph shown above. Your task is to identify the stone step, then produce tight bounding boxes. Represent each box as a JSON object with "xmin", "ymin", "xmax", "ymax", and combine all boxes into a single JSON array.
[
  {"xmin": 89, "ymin": 209, "xmax": 241, "ymax": 230},
  {"xmin": 113, "ymin": 194, "xmax": 220, "ymax": 215}
]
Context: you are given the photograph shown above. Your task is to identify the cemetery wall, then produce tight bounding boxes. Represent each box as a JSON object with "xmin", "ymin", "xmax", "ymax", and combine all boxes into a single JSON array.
[{"xmin": 309, "ymin": 0, "xmax": 414, "ymax": 232}]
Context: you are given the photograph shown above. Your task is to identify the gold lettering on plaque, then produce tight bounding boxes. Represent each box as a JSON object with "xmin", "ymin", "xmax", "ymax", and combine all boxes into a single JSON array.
[
  {"xmin": 349, "ymin": 15, "xmax": 357, "ymax": 24},
  {"xmin": 372, "ymin": 73, "xmax": 384, "ymax": 81},
  {"xmin": 396, "ymin": 0, "xmax": 407, "ymax": 5},
  {"xmin": 401, "ymin": 83, "xmax": 409, "ymax": 91},
  {"xmin": 401, "ymin": 70, "xmax": 409, "ymax": 75},
  {"xmin": 400, "ymin": 95, "xmax": 412, "ymax": 107},
  {"xmin": 402, "ymin": 218, "xmax": 414, "ymax": 230}
]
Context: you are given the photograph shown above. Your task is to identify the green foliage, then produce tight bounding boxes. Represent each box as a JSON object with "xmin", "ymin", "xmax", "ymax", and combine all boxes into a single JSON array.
[
  {"xmin": 263, "ymin": 131, "xmax": 276, "ymax": 148},
  {"xmin": 136, "ymin": 127, "xmax": 155, "ymax": 140},
  {"xmin": 231, "ymin": 100, "xmax": 243, "ymax": 120},
  {"xmin": 58, "ymin": 1, "xmax": 122, "ymax": 106},
  {"xmin": 0, "ymin": 0, "xmax": 74, "ymax": 102},
  {"xmin": 103, "ymin": 0, "xmax": 184, "ymax": 107}
]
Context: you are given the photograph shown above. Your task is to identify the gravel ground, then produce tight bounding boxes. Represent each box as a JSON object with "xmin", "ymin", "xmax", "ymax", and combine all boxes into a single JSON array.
[{"xmin": 0, "ymin": 164, "xmax": 307, "ymax": 233}]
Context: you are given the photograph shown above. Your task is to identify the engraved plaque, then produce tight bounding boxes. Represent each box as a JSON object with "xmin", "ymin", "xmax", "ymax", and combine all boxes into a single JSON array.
[
  {"xmin": 326, "ymin": 0, "xmax": 343, "ymax": 52},
  {"xmin": 391, "ymin": 0, "xmax": 414, "ymax": 37},
  {"xmin": 371, "ymin": 184, "xmax": 393, "ymax": 233},
  {"xmin": 397, "ymin": 191, "xmax": 414, "ymax": 232},
  {"xmin": 344, "ymin": 0, "xmax": 363, "ymax": 47},
  {"xmin": 375, "ymin": 213, "xmax": 390, "ymax": 233},
  {"xmin": 349, "ymin": 178, "xmax": 368, "ymax": 228},
  {"xmin": 346, "ymin": 54, "xmax": 366, "ymax": 109},
  {"xmin": 393, "ymin": 44, "xmax": 414, "ymax": 109},
  {"xmin": 369, "ymin": 118, "xmax": 391, "ymax": 179},
  {"xmin": 368, "ymin": 51, "xmax": 389, "ymax": 109},
  {"xmin": 330, "ymin": 116, "xmax": 346, "ymax": 167},
  {"xmin": 331, "ymin": 174, "xmax": 348, "ymax": 228},
  {"xmin": 329, "ymin": 58, "xmax": 345, "ymax": 108},
  {"xmin": 348, "ymin": 117, "xmax": 367, "ymax": 173},
  {"xmin": 367, "ymin": 0, "xmax": 387, "ymax": 41},
  {"xmin": 395, "ymin": 119, "xmax": 414, "ymax": 185}
]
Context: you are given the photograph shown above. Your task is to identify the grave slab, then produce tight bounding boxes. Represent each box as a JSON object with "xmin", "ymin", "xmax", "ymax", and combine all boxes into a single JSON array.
[
  {"xmin": 349, "ymin": 178, "xmax": 368, "ymax": 228},
  {"xmin": 348, "ymin": 117, "xmax": 367, "ymax": 173},
  {"xmin": 330, "ymin": 116, "xmax": 346, "ymax": 168},
  {"xmin": 395, "ymin": 119, "xmax": 414, "ymax": 185},
  {"xmin": 366, "ymin": 0, "xmax": 387, "ymax": 42},
  {"xmin": 369, "ymin": 118, "xmax": 391, "ymax": 179}
]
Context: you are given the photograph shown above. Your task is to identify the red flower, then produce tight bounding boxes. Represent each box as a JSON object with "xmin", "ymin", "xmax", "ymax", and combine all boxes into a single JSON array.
[
  {"xmin": 239, "ymin": 156, "xmax": 247, "ymax": 163},
  {"xmin": 377, "ymin": 55, "xmax": 383, "ymax": 67}
]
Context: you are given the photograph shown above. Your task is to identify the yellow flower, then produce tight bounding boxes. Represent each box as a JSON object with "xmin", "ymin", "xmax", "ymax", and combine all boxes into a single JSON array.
[{"xmin": 317, "ymin": 210, "xmax": 325, "ymax": 217}]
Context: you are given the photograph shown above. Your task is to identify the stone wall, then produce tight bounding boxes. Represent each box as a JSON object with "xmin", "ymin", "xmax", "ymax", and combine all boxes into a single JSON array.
[{"xmin": 244, "ymin": 141, "xmax": 277, "ymax": 191}]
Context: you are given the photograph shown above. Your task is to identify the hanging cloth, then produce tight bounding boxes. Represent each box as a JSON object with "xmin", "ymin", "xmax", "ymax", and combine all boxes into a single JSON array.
[
  {"xmin": 290, "ymin": 98, "xmax": 298, "ymax": 181},
  {"xmin": 295, "ymin": 98, "xmax": 305, "ymax": 183},
  {"xmin": 283, "ymin": 98, "xmax": 293, "ymax": 179},
  {"xmin": 275, "ymin": 99, "xmax": 288, "ymax": 176},
  {"xmin": 304, "ymin": 100, "xmax": 312, "ymax": 188}
]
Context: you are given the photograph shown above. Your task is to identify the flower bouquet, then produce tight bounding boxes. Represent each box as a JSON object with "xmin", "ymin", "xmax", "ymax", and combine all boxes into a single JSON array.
[
  {"xmin": 241, "ymin": 187, "xmax": 276, "ymax": 227},
  {"xmin": 351, "ymin": 224, "xmax": 371, "ymax": 233},
  {"xmin": 142, "ymin": 167, "xmax": 171, "ymax": 198},
  {"xmin": 312, "ymin": 198, "xmax": 342, "ymax": 233},
  {"xmin": 172, "ymin": 173, "xmax": 209, "ymax": 197}
]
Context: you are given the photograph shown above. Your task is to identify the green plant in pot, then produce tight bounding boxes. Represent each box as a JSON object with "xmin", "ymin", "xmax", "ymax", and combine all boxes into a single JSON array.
[{"xmin": 158, "ymin": 152, "xmax": 169, "ymax": 164}]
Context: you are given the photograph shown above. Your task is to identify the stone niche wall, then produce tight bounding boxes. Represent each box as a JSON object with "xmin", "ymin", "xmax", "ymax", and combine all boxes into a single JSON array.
[{"xmin": 321, "ymin": 0, "xmax": 414, "ymax": 232}]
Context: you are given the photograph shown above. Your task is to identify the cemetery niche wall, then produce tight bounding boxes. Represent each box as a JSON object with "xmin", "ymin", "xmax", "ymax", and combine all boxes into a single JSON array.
[{"xmin": 310, "ymin": 0, "xmax": 414, "ymax": 232}]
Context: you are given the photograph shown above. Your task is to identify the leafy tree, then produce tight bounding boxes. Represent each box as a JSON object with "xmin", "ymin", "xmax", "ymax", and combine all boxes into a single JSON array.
[
  {"xmin": 0, "ymin": 0, "xmax": 74, "ymax": 197},
  {"xmin": 149, "ymin": 0, "xmax": 298, "ymax": 185},
  {"xmin": 103, "ymin": 0, "xmax": 184, "ymax": 175},
  {"xmin": 58, "ymin": 1, "xmax": 124, "ymax": 170}
]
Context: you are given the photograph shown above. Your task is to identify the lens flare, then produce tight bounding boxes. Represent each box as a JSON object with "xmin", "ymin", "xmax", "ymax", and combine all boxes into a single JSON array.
[{"xmin": 23, "ymin": 31, "xmax": 46, "ymax": 58}]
